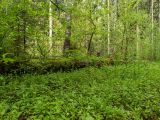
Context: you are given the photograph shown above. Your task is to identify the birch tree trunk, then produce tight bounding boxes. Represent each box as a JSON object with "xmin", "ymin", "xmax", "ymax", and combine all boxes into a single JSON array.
[
  {"xmin": 158, "ymin": 0, "xmax": 160, "ymax": 59},
  {"xmin": 124, "ymin": 0, "xmax": 128, "ymax": 61},
  {"xmin": 136, "ymin": 5, "xmax": 140, "ymax": 60},
  {"xmin": 49, "ymin": 0, "xmax": 53, "ymax": 49},
  {"xmin": 107, "ymin": 0, "xmax": 110, "ymax": 56},
  {"xmin": 113, "ymin": 0, "xmax": 117, "ymax": 30},
  {"xmin": 159, "ymin": 0, "xmax": 160, "ymax": 25},
  {"xmin": 150, "ymin": 0, "xmax": 154, "ymax": 59}
]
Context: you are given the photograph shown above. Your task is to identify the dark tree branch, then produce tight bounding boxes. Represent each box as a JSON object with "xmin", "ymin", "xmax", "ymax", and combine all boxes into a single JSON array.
[{"xmin": 50, "ymin": 0, "xmax": 65, "ymax": 12}]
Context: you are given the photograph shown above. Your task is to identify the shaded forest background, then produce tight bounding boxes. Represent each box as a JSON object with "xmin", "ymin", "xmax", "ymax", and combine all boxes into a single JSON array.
[{"xmin": 1, "ymin": 0, "xmax": 160, "ymax": 73}]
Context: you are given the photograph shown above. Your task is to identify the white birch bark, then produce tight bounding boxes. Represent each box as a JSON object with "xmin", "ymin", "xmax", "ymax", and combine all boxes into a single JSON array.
[
  {"xmin": 107, "ymin": 0, "xmax": 110, "ymax": 56},
  {"xmin": 158, "ymin": 0, "xmax": 160, "ymax": 30},
  {"xmin": 49, "ymin": 0, "xmax": 53, "ymax": 49},
  {"xmin": 136, "ymin": 6, "xmax": 140, "ymax": 60},
  {"xmin": 151, "ymin": 0, "xmax": 154, "ymax": 57}
]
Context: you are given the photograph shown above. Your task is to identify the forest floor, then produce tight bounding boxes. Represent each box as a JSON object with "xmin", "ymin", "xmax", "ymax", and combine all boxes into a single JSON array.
[{"xmin": 1, "ymin": 62, "xmax": 160, "ymax": 120}]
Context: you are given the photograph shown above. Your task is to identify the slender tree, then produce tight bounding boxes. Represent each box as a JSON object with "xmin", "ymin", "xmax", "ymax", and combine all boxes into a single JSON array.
[
  {"xmin": 136, "ymin": 4, "xmax": 140, "ymax": 60},
  {"xmin": 49, "ymin": 0, "xmax": 53, "ymax": 49},
  {"xmin": 107, "ymin": 0, "xmax": 110, "ymax": 56},
  {"xmin": 150, "ymin": 0, "xmax": 154, "ymax": 59},
  {"xmin": 63, "ymin": 0, "xmax": 72, "ymax": 53}
]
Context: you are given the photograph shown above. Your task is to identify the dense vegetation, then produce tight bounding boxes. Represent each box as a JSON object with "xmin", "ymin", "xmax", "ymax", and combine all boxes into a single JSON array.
[
  {"xmin": 1, "ymin": 0, "xmax": 160, "ymax": 61},
  {"xmin": 1, "ymin": 0, "xmax": 160, "ymax": 119},
  {"xmin": 1, "ymin": 62, "xmax": 160, "ymax": 119}
]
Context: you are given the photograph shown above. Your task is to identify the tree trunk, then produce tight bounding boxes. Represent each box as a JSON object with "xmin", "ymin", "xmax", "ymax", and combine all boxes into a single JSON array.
[
  {"xmin": 113, "ymin": 0, "xmax": 117, "ymax": 30},
  {"xmin": 124, "ymin": 0, "xmax": 128, "ymax": 61},
  {"xmin": 159, "ymin": 0, "xmax": 160, "ymax": 25},
  {"xmin": 49, "ymin": 1, "xmax": 53, "ymax": 49},
  {"xmin": 87, "ymin": 32, "xmax": 94, "ymax": 55},
  {"xmin": 107, "ymin": 0, "xmax": 110, "ymax": 56},
  {"xmin": 136, "ymin": 5, "xmax": 140, "ymax": 60},
  {"xmin": 22, "ymin": 11, "xmax": 27, "ymax": 52},
  {"xmin": 63, "ymin": 13, "xmax": 71, "ymax": 53},
  {"xmin": 151, "ymin": 0, "xmax": 154, "ymax": 59},
  {"xmin": 15, "ymin": 18, "xmax": 20, "ymax": 57}
]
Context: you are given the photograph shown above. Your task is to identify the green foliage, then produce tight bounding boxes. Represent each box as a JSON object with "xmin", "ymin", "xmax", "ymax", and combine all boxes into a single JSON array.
[
  {"xmin": 0, "ymin": 56, "xmax": 105, "ymax": 74},
  {"xmin": 0, "ymin": 0, "xmax": 160, "ymax": 61},
  {"xmin": 0, "ymin": 53, "xmax": 14, "ymax": 63},
  {"xmin": 1, "ymin": 62, "xmax": 160, "ymax": 119}
]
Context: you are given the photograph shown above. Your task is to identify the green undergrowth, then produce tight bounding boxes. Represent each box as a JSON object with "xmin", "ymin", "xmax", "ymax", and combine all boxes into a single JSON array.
[
  {"xmin": 0, "ymin": 56, "xmax": 107, "ymax": 74},
  {"xmin": 1, "ymin": 62, "xmax": 160, "ymax": 119}
]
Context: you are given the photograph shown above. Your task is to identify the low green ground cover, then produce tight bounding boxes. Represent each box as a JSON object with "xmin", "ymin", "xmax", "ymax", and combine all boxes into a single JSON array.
[{"xmin": 1, "ymin": 62, "xmax": 160, "ymax": 120}]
